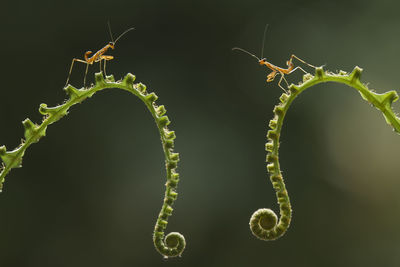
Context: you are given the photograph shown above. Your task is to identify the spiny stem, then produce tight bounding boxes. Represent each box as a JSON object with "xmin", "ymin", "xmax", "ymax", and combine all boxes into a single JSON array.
[
  {"xmin": 250, "ymin": 66, "xmax": 400, "ymax": 241},
  {"xmin": 0, "ymin": 73, "xmax": 185, "ymax": 258}
]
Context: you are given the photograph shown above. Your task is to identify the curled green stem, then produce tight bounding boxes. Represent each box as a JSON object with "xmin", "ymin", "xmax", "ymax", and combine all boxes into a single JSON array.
[
  {"xmin": 250, "ymin": 66, "xmax": 400, "ymax": 241},
  {"xmin": 0, "ymin": 73, "xmax": 185, "ymax": 257}
]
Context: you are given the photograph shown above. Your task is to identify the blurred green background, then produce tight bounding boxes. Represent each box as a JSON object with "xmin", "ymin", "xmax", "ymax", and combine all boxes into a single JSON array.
[{"xmin": 1, "ymin": 0, "xmax": 400, "ymax": 266}]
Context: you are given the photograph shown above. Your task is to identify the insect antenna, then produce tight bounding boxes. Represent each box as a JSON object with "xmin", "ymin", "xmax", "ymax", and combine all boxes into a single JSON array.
[
  {"xmin": 260, "ymin": 23, "xmax": 269, "ymax": 59},
  {"xmin": 114, "ymin": 27, "xmax": 135, "ymax": 44},
  {"xmin": 232, "ymin": 47, "xmax": 260, "ymax": 61},
  {"xmin": 108, "ymin": 20, "xmax": 115, "ymax": 43}
]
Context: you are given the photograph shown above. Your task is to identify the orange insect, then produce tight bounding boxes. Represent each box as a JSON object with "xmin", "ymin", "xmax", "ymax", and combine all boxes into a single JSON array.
[
  {"xmin": 65, "ymin": 23, "xmax": 135, "ymax": 87},
  {"xmin": 232, "ymin": 25, "xmax": 315, "ymax": 92}
]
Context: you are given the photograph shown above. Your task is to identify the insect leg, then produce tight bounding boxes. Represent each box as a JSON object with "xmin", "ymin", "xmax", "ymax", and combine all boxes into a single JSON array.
[
  {"xmin": 83, "ymin": 63, "xmax": 89, "ymax": 88},
  {"xmin": 99, "ymin": 55, "xmax": 114, "ymax": 78},
  {"xmin": 65, "ymin": 58, "xmax": 88, "ymax": 87},
  {"xmin": 290, "ymin": 54, "xmax": 316, "ymax": 68},
  {"xmin": 277, "ymin": 73, "xmax": 289, "ymax": 93},
  {"xmin": 267, "ymin": 71, "xmax": 278, "ymax": 82},
  {"xmin": 288, "ymin": 66, "xmax": 308, "ymax": 75}
]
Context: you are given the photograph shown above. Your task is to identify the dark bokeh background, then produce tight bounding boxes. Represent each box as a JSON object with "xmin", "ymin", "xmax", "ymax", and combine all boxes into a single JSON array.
[{"xmin": 1, "ymin": 0, "xmax": 400, "ymax": 266}]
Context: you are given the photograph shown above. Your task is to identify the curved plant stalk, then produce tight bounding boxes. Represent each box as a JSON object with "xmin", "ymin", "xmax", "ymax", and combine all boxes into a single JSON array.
[
  {"xmin": 250, "ymin": 66, "xmax": 400, "ymax": 240},
  {"xmin": 0, "ymin": 73, "xmax": 185, "ymax": 258}
]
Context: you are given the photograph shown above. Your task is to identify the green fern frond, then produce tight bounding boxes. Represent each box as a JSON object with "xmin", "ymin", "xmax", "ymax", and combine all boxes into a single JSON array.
[
  {"xmin": 250, "ymin": 66, "xmax": 400, "ymax": 241},
  {"xmin": 0, "ymin": 73, "xmax": 185, "ymax": 258}
]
